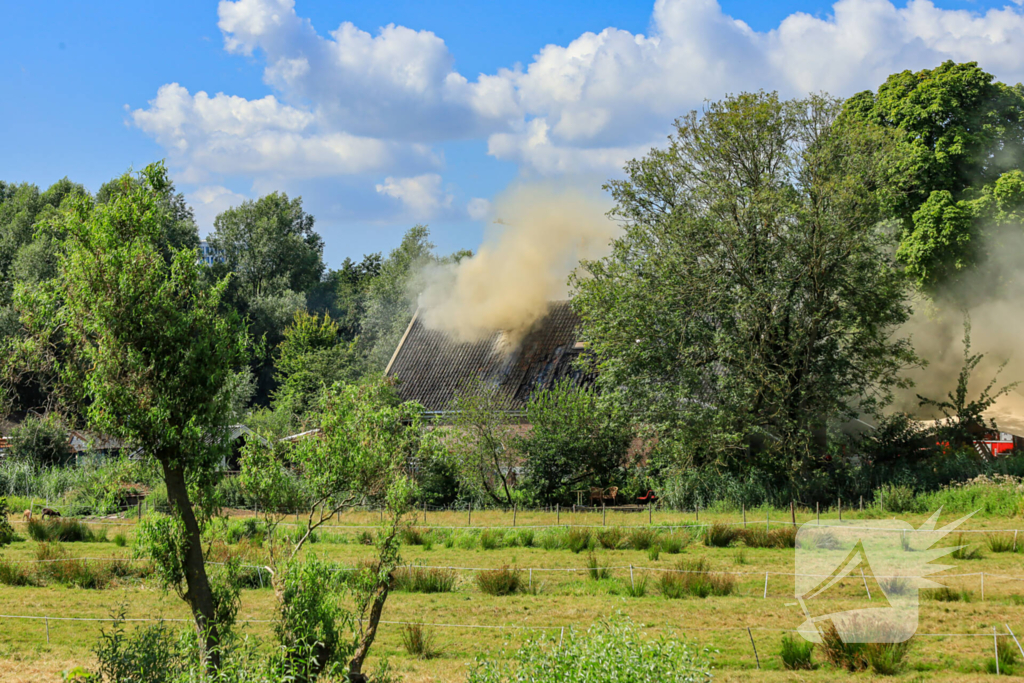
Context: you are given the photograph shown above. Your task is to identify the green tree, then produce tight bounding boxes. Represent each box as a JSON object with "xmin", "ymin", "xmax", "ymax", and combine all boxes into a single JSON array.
[
  {"xmin": 14, "ymin": 163, "xmax": 248, "ymax": 665},
  {"xmin": 519, "ymin": 380, "xmax": 632, "ymax": 505},
  {"xmin": 7, "ymin": 412, "xmax": 70, "ymax": 467},
  {"xmin": 271, "ymin": 309, "xmax": 362, "ymax": 421},
  {"xmin": 307, "ymin": 252, "xmax": 383, "ymax": 342},
  {"xmin": 841, "ymin": 61, "xmax": 1024, "ymax": 291},
  {"xmin": 572, "ymin": 92, "xmax": 916, "ymax": 484}
]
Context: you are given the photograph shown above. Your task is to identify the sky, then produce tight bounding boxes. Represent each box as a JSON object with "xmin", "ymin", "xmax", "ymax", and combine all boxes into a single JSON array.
[{"xmin": 3, "ymin": 0, "xmax": 1024, "ymax": 268}]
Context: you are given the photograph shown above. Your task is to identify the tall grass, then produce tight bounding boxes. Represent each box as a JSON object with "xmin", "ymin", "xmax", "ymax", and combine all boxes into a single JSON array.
[
  {"xmin": 0, "ymin": 557, "xmax": 35, "ymax": 586},
  {"xmin": 476, "ymin": 566, "xmax": 521, "ymax": 596},
  {"xmin": 401, "ymin": 623, "xmax": 441, "ymax": 660},
  {"xmin": 987, "ymin": 534, "xmax": 1017, "ymax": 553},
  {"xmin": 659, "ymin": 557, "xmax": 734, "ymax": 598},
  {"xmin": 596, "ymin": 528, "xmax": 623, "ymax": 550},
  {"xmin": 35, "ymin": 543, "xmax": 108, "ymax": 589},
  {"xmin": 951, "ymin": 535, "xmax": 983, "ymax": 560},
  {"xmin": 780, "ymin": 635, "xmax": 814, "ymax": 670},
  {"xmin": 585, "ymin": 553, "xmax": 612, "ymax": 580},
  {"xmin": 565, "ymin": 528, "xmax": 593, "ymax": 554},
  {"xmin": 702, "ymin": 523, "xmax": 739, "ymax": 548},
  {"xmin": 392, "ymin": 565, "xmax": 457, "ymax": 593},
  {"xmin": 479, "ymin": 529, "xmax": 505, "ymax": 550},
  {"xmin": 923, "ymin": 586, "xmax": 973, "ymax": 602},
  {"xmin": 27, "ymin": 518, "xmax": 101, "ymax": 543},
  {"xmin": 623, "ymin": 572, "xmax": 648, "ymax": 597},
  {"xmin": 627, "ymin": 528, "xmax": 658, "ymax": 551}
]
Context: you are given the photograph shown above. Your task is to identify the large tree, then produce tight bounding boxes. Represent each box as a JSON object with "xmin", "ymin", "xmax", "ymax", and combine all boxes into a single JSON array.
[
  {"xmin": 841, "ymin": 61, "xmax": 1024, "ymax": 292},
  {"xmin": 572, "ymin": 92, "xmax": 916, "ymax": 482},
  {"xmin": 15, "ymin": 163, "xmax": 248, "ymax": 664}
]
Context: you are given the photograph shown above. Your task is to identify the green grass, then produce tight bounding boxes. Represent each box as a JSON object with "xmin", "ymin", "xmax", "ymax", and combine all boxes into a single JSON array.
[
  {"xmin": 27, "ymin": 518, "xmax": 101, "ymax": 543},
  {"xmin": 393, "ymin": 565, "xmax": 457, "ymax": 593},
  {"xmin": 476, "ymin": 565, "xmax": 521, "ymax": 596},
  {"xmin": 780, "ymin": 634, "xmax": 815, "ymax": 670},
  {"xmin": 658, "ymin": 557, "xmax": 734, "ymax": 598}
]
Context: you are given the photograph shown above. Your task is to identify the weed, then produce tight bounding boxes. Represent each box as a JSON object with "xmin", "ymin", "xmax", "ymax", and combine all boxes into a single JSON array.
[
  {"xmin": 585, "ymin": 553, "xmax": 612, "ymax": 580},
  {"xmin": 596, "ymin": 528, "xmax": 623, "ymax": 550},
  {"xmin": 987, "ymin": 534, "xmax": 1016, "ymax": 553},
  {"xmin": 780, "ymin": 634, "xmax": 815, "ymax": 670},
  {"xmin": 476, "ymin": 565, "xmax": 521, "ymax": 596},
  {"xmin": 659, "ymin": 557, "xmax": 734, "ymax": 598},
  {"xmin": 951, "ymin": 535, "xmax": 983, "ymax": 560},
  {"xmin": 660, "ymin": 534, "xmax": 687, "ymax": 554},
  {"xmin": 112, "ymin": 533, "xmax": 128, "ymax": 548},
  {"xmin": 623, "ymin": 573, "xmax": 648, "ymax": 598},
  {"xmin": 647, "ymin": 545, "xmax": 660, "ymax": 562},
  {"xmin": 865, "ymin": 639, "xmax": 913, "ymax": 675},
  {"xmin": 627, "ymin": 528, "xmax": 658, "ymax": 551},
  {"xmin": 0, "ymin": 557, "xmax": 34, "ymax": 586},
  {"xmin": 703, "ymin": 523, "xmax": 739, "ymax": 548},
  {"xmin": 392, "ymin": 565, "xmax": 457, "ymax": 593},
  {"xmin": 565, "ymin": 527, "xmax": 593, "ymax": 554},
  {"xmin": 401, "ymin": 623, "xmax": 440, "ymax": 660},
  {"xmin": 733, "ymin": 549, "xmax": 748, "ymax": 565}
]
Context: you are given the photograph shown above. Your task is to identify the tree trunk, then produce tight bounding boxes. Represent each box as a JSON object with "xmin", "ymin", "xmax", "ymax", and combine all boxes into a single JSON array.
[
  {"xmin": 347, "ymin": 578, "xmax": 391, "ymax": 683},
  {"xmin": 160, "ymin": 457, "xmax": 221, "ymax": 668}
]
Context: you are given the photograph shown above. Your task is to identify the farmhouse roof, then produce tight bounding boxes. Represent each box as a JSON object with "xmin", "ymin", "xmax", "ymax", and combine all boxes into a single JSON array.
[{"xmin": 384, "ymin": 300, "xmax": 589, "ymax": 413}]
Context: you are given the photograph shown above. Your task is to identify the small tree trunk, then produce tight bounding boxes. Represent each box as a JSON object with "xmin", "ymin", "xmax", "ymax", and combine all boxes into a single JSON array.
[
  {"xmin": 347, "ymin": 579, "xmax": 391, "ymax": 682},
  {"xmin": 160, "ymin": 458, "xmax": 221, "ymax": 668}
]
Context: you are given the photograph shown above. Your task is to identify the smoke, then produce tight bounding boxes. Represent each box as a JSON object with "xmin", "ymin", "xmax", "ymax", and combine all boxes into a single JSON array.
[
  {"xmin": 894, "ymin": 222, "xmax": 1024, "ymax": 433},
  {"xmin": 416, "ymin": 182, "xmax": 618, "ymax": 343}
]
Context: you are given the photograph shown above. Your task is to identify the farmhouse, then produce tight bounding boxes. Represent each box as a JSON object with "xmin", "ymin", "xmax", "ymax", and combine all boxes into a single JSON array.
[{"xmin": 384, "ymin": 300, "xmax": 589, "ymax": 417}]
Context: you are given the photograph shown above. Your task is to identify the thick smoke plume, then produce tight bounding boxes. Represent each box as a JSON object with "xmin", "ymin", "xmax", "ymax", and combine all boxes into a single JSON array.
[
  {"xmin": 417, "ymin": 183, "xmax": 618, "ymax": 343},
  {"xmin": 895, "ymin": 222, "xmax": 1024, "ymax": 433}
]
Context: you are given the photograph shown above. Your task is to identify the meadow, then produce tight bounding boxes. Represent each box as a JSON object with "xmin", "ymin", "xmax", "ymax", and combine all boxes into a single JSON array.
[{"xmin": 2, "ymin": 505, "xmax": 1024, "ymax": 682}]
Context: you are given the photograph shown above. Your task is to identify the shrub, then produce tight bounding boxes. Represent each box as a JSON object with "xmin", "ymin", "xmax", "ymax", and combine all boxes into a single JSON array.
[
  {"xmin": 0, "ymin": 557, "xmax": 34, "ymax": 586},
  {"xmin": 586, "ymin": 553, "xmax": 612, "ymax": 580},
  {"xmin": 7, "ymin": 413, "xmax": 71, "ymax": 467},
  {"xmin": 0, "ymin": 497, "xmax": 17, "ymax": 546},
  {"xmin": 94, "ymin": 613, "xmax": 184, "ymax": 683},
  {"xmin": 659, "ymin": 557, "xmax": 734, "ymax": 598},
  {"xmin": 951, "ymin": 535, "xmax": 983, "ymax": 560},
  {"xmin": 225, "ymin": 517, "xmax": 266, "ymax": 545},
  {"xmin": 465, "ymin": 617, "xmax": 713, "ymax": 683},
  {"xmin": 480, "ymin": 529, "xmax": 505, "ymax": 550},
  {"xmin": 597, "ymin": 528, "xmax": 623, "ymax": 550},
  {"xmin": 702, "ymin": 523, "xmax": 739, "ymax": 548},
  {"xmin": 923, "ymin": 586, "xmax": 972, "ymax": 602},
  {"xmin": 401, "ymin": 623, "xmax": 440, "ymax": 660},
  {"xmin": 864, "ymin": 640, "xmax": 913, "ymax": 675},
  {"xmin": 28, "ymin": 517, "xmax": 97, "ymax": 543},
  {"xmin": 627, "ymin": 528, "xmax": 658, "ymax": 551},
  {"xmin": 393, "ymin": 565, "xmax": 457, "ymax": 594},
  {"xmin": 987, "ymin": 534, "xmax": 1016, "ymax": 553},
  {"xmin": 780, "ymin": 634, "xmax": 815, "ymax": 670},
  {"xmin": 565, "ymin": 527, "xmax": 593, "ymax": 554},
  {"xmin": 875, "ymin": 483, "xmax": 918, "ymax": 513},
  {"xmin": 476, "ymin": 566, "xmax": 521, "ymax": 596}
]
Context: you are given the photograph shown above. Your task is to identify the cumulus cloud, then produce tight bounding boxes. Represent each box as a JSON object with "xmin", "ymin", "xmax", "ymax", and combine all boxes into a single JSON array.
[
  {"xmin": 186, "ymin": 185, "xmax": 249, "ymax": 234},
  {"xmin": 375, "ymin": 173, "xmax": 453, "ymax": 219},
  {"xmin": 132, "ymin": 0, "xmax": 1024, "ymax": 208},
  {"xmin": 467, "ymin": 198, "xmax": 491, "ymax": 220}
]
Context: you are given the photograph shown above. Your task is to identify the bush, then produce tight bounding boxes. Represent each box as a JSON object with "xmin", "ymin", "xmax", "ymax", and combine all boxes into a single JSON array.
[
  {"xmin": 113, "ymin": 533, "xmax": 128, "ymax": 547},
  {"xmin": 702, "ymin": 523, "xmax": 739, "ymax": 548},
  {"xmin": 393, "ymin": 565, "xmax": 457, "ymax": 593},
  {"xmin": 465, "ymin": 617, "xmax": 713, "ymax": 683},
  {"xmin": 597, "ymin": 528, "xmax": 623, "ymax": 550},
  {"xmin": 28, "ymin": 517, "xmax": 97, "ymax": 543},
  {"xmin": 94, "ymin": 613, "xmax": 184, "ymax": 683},
  {"xmin": 401, "ymin": 623, "xmax": 441, "ymax": 660},
  {"xmin": 476, "ymin": 566, "xmax": 521, "ymax": 596},
  {"xmin": 780, "ymin": 634, "xmax": 814, "ymax": 670},
  {"xmin": 0, "ymin": 497, "xmax": 17, "ymax": 546},
  {"xmin": 627, "ymin": 528, "xmax": 658, "ymax": 550},
  {"xmin": 225, "ymin": 517, "xmax": 266, "ymax": 545},
  {"xmin": 7, "ymin": 413, "xmax": 71, "ymax": 467},
  {"xmin": 659, "ymin": 557, "xmax": 734, "ymax": 598},
  {"xmin": 565, "ymin": 527, "xmax": 593, "ymax": 554},
  {"xmin": 875, "ymin": 483, "xmax": 918, "ymax": 513}
]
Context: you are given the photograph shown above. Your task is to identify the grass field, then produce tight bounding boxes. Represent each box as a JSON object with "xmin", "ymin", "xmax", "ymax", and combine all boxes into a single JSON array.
[{"xmin": 2, "ymin": 506, "xmax": 1024, "ymax": 682}]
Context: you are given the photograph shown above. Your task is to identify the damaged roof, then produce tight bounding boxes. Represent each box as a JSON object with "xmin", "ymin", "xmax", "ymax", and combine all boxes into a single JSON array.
[{"xmin": 385, "ymin": 301, "xmax": 589, "ymax": 412}]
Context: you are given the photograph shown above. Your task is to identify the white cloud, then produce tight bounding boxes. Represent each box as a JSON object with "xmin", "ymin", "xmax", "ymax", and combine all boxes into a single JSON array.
[
  {"xmin": 467, "ymin": 198, "xmax": 491, "ymax": 220},
  {"xmin": 375, "ymin": 173, "xmax": 453, "ymax": 219},
  {"xmin": 186, "ymin": 185, "xmax": 249, "ymax": 235},
  {"xmin": 132, "ymin": 0, "xmax": 1024, "ymax": 208}
]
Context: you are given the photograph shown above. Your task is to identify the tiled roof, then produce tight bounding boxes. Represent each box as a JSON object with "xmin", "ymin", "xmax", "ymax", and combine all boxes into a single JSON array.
[{"xmin": 385, "ymin": 301, "xmax": 589, "ymax": 412}]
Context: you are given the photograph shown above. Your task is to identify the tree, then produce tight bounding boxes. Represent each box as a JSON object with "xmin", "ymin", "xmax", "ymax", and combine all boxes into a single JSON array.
[
  {"xmin": 841, "ymin": 61, "xmax": 1024, "ymax": 291},
  {"xmin": 307, "ymin": 252, "xmax": 383, "ymax": 342},
  {"xmin": 572, "ymin": 92, "xmax": 916, "ymax": 484},
  {"xmin": 239, "ymin": 378, "xmax": 427, "ymax": 682},
  {"xmin": 14, "ymin": 163, "xmax": 248, "ymax": 665},
  {"xmin": 7, "ymin": 412, "xmax": 70, "ymax": 467},
  {"xmin": 271, "ymin": 309, "xmax": 362, "ymax": 421},
  {"xmin": 444, "ymin": 379, "xmax": 521, "ymax": 506},
  {"xmin": 519, "ymin": 380, "xmax": 632, "ymax": 505}
]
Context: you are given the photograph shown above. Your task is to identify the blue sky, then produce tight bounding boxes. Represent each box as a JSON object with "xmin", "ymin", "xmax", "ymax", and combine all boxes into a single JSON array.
[{"xmin": 3, "ymin": 0, "xmax": 1024, "ymax": 267}]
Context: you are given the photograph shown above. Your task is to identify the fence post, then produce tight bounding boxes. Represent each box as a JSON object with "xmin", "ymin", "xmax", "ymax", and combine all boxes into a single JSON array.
[
  {"xmin": 137, "ymin": 501, "xmax": 142, "ymax": 521},
  {"xmin": 695, "ymin": 503, "xmax": 699, "ymax": 523},
  {"xmin": 602, "ymin": 504, "xmax": 606, "ymax": 527},
  {"xmin": 994, "ymin": 626, "xmax": 1001, "ymax": 676},
  {"xmin": 1005, "ymin": 623, "xmax": 1024, "ymax": 662},
  {"xmin": 860, "ymin": 495, "xmax": 863, "ymax": 511},
  {"xmin": 742, "ymin": 504, "xmax": 746, "ymax": 528},
  {"xmin": 790, "ymin": 501, "xmax": 795, "ymax": 526},
  {"xmin": 747, "ymin": 627, "xmax": 760, "ymax": 670},
  {"xmin": 861, "ymin": 568, "xmax": 871, "ymax": 600},
  {"xmin": 529, "ymin": 568, "xmax": 532, "ymax": 590},
  {"xmin": 559, "ymin": 627, "xmax": 564, "ymax": 649},
  {"xmin": 649, "ymin": 503, "xmax": 652, "ymax": 525},
  {"xmin": 556, "ymin": 504, "xmax": 560, "ymax": 526},
  {"xmin": 981, "ymin": 572, "xmax": 985, "ymax": 601},
  {"xmin": 630, "ymin": 564, "xmax": 635, "ymax": 591},
  {"xmin": 816, "ymin": 501, "xmax": 820, "ymax": 526},
  {"xmin": 468, "ymin": 503, "xmax": 472, "ymax": 527},
  {"xmin": 763, "ymin": 572, "xmax": 769, "ymax": 599},
  {"xmin": 838, "ymin": 497, "xmax": 842, "ymax": 522},
  {"xmin": 513, "ymin": 505, "xmax": 517, "ymax": 528},
  {"xmin": 1014, "ymin": 530, "xmax": 1018, "ymax": 552}
]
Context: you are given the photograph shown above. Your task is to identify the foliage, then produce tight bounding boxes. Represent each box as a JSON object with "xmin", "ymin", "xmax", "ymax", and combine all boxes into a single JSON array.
[
  {"xmin": 626, "ymin": 528, "xmax": 658, "ymax": 551},
  {"xmin": 596, "ymin": 528, "xmax": 623, "ymax": 550},
  {"xmin": 0, "ymin": 496, "xmax": 15, "ymax": 546},
  {"xmin": 27, "ymin": 518, "xmax": 99, "ymax": 543},
  {"xmin": 392, "ymin": 565, "xmax": 457, "ymax": 594},
  {"xmin": 6, "ymin": 412, "xmax": 70, "ymax": 466},
  {"xmin": 94, "ymin": 611, "xmax": 185, "ymax": 683},
  {"xmin": 573, "ymin": 91, "xmax": 914, "ymax": 495},
  {"xmin": 565, "ymin": 527, "xmax": 593, "ymax": 554},
  {"xmin": 444, "ymin": 378, "xmax": 521, "ymax": 506},
  {"xmin": 466, "ymin": 616, "xmax": 713, "ymax": 683},
  {"xmin": 585, "ymin": 553, "xmax": 612, "ymax": 580},
  {"xmin": 14, "ymin": 162, "xmax": 249, "ymax": 660}
]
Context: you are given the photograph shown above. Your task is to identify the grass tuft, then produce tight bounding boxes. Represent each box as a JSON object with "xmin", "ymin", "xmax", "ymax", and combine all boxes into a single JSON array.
[
  {"xmin": 703, "ymin": 523, "xmax": 739, "ymax": 548},
  {"xmin": 585, "ymin": 553, "xmax": 612, "ymax": 580},
  {"xmin": 627, "ymin": 528, "xmax": 658, "ymax": 551},
  {"xmin": 565, "ymin": 527, "xmax": 593, "ymax": 554},
  {"xmin": 596, "ymin": 528, "xmax": 623, "ymax": 550},
  {"xmin": 659, "ymin": 557, "xmax": 734, "ymax": 598},
  {"xmin": 27, "ymin": 518, "xmax": 98, "ymax": 543},
  {"xmin": 393, "ymin": 565, "xmax": 457, "ymax": 593},
  {"xmin": 780, "ymin": 634, "xmax": 815, "ymax": 670},
  {"xmin": 923, "ymin": 585, "xmax": 973, "ymax": 602},
  {"xmin": 476, "ymin": 565, "xmax": 521, "ymax": 596},
  {"xmin": 987, "ymin": 534, "xmax": 1016, "ymax": 553},
  {"xmin": 951, "ymin": 535, "xmax": 983, "ymax": 560},
  {"xmin": 401, "ymin": 623, "xmax": 441, "ymax": 660}
]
